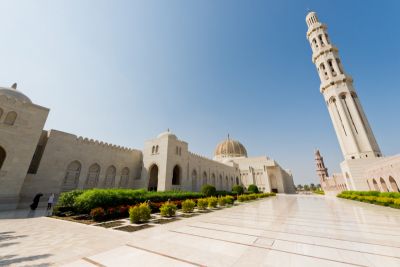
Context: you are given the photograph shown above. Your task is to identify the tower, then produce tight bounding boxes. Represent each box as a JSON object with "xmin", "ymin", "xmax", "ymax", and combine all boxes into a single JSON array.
[
  {"xmin": 306, "ymin": 12, "xmax": 381, "ymax": 160},
  {"xmin": 315, "ymin": 149, "xmax": 328, "ymax": 182}
]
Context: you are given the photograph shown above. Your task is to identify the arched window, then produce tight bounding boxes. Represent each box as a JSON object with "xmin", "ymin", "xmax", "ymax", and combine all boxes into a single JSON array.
[
  {"xmin": 104, "ymin": 165, "xmax": 116, "ymax": 187},
  {"xmin": 155, "ymin": 145, "xmax": 159, "ymax": 153},
  {"xmin": 85, "ymin": 163, "xmax": 100, "ymax": 189},
  {"xmin": 380, "ymin": 178, "xmax": 388, "ymax": 192},
  {"xmin": 191, "ymin": 170, "xmax": 198, "ymax": 191},
  {"xmin": 172, "ymin": 165, "xmax": 181, "ymax": 185},
  {"xmin": 176, "ymin": 146, "xmax": 179, "ymax": 155},
  {"xmin": 0, "ymin": 108, "xmax": 3, "ymax": 119},
  {"xmin": 219, "ymin": 174, "xmax": 223, "ymax": 189},
  {"xmin": 0, "ymin": 146, "xmax": 6, "ymax": 170},
  {"xmin": 202, "ymin": 172, "xmax": 208, "ymax": 186},
  {"xmin": 372, "ymin": 179, "xmax": 379, "ymax": 191},
  {"xmin": 211, "ymin": 173, "xmax": 216, "ymax": 186},
  {"xmin": 61, "ymin": 161, "xmax": 81, "ymax": 192},
  {"xmin": 225, "ymin": 176, "xmax": 228, "ymax": 189},
  {"xmin": 236, "ymin": 177, "xmax": 239, "ymax": 185},
  {"xmin": 119, "ymin": 167, "xmax": 130, "ymax": 188},
  {"xmin": 152, "ymin": 146, "xmax": 155, "ymax": 154},
  {"xmin": 4, "ymin": 111, "xmax": 17, "ymax": 125},
  {"xmin": 389, "ymin": 176, "xmax": 399, "ymax": 192}
]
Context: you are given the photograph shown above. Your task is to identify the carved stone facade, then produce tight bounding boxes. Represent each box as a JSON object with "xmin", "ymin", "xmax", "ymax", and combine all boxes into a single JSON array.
[{"xmin": 0, "ymin": 85, "xmax": 295, "ymax": 210}]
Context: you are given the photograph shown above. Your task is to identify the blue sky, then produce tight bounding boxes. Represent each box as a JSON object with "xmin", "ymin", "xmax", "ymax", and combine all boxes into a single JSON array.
[{"xmin": 0, "ymin": 0, "xmax": 399, "ymax": 185}]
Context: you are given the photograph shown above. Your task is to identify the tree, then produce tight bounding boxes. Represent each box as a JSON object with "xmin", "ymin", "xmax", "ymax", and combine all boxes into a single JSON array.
[
  {"xmin": 201, "ymin": 184, "xmax": 216, "ymax": 196},
  {"xmin": 303, "ymin": 184, "xmax": 310, "ymax": 191},
  {"xmin": 247, "ymin": 184, "xmax": 259, "ymax": 193},
  {"xmin": 232, "ymin": 185, "xmax": 244, "ymax": 194},
  {"xmin": 297, "ymin": 184, "xmax": 303, "ymax": 190},
  {"xmin": 310, "ymin": 183, "xmax": 316, "ymax": 191}
]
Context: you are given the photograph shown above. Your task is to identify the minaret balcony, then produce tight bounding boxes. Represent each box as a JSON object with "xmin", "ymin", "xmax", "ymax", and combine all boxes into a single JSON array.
[
  {"xmin": 312, "ymin": 44, "xmax": 338, "ymax": 63},
  {"xmin": 320, "ymin": 74, "xmax": 353, "ymax": 93}
]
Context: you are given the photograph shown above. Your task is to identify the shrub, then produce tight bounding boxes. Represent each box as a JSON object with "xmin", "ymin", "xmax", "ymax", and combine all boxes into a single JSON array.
[
  {"xmin": 90, "ymin": 207, "xmax": 105, "ymax": 221},
  {"xmin": 217, "ymin": 197, "xmax": 226, "ymax": 207},
  {"xmin": 207, "ymin": 197, "xmax": 218, "ymax": 208},
  {"xmin": 375, "ymin": 197, "xmax": 394, "ymax": 206},
  {"xmin": 129, "ymin": 202, "xmax": 151, "ymax": 223},
  {"xmin": 201, "ymin": 184, "xmax": 217, "ymax": 197},
  {"xmin": 57, "ymin": 190, "xmax": 84, "ymax": 208},
  {"xmin": 197, "ymin": 198, "xmax": 208, "ymax": 210},
  {"xmin": 160, "ymin": 201, "xmax": 177, "ymax": 217},
  {"xmin": 73, "ymin": 188, "xmax": 203, "ymax": 214},
  {"xmin": 238, "ymin": 195, "xmax": 248, "ymax": 202},
  {"xmin": 247, "ymin": 184, "xmax": 259, "ymax": 193},
  {"xmin": 224, "ymin": 195, "xmax": 235, "ymax": 205},
  {"xmin": 181, "ymin": 199, "xmax": 196, "ymax": 213},
  {"xmin": 232, "ymin": 185, "xmax": 244, "ymax": 195}
]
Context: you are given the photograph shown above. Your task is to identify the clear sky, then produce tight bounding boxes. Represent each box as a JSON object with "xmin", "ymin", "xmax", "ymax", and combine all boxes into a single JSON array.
[{"xmin": 0, "ymin": 0, "xmax": 399, "ymax": 185}]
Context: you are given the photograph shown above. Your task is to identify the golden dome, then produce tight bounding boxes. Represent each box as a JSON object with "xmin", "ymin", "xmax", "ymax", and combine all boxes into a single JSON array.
[{"xmin": 214, "ymin": 136, "xmax": 247, "ymax": 158}]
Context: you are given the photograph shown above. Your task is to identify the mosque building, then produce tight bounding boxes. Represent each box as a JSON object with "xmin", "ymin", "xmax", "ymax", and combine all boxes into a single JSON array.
[
  {"xmin": 307, "ymin": 12, "xmax": 400, "ymax": 194},
  {"xmin": 0, "ymin": 84, "xmax": 295, "ymax": 210}
]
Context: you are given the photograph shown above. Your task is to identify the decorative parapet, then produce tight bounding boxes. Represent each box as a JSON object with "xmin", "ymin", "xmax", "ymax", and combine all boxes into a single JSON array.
[{"xmin": 75, "ymin": 135, "xmax": 137, "ymax": 153}]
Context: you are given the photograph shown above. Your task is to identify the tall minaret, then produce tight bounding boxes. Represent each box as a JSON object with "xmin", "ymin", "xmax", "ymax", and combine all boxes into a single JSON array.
[
  {"xmin": 306, "ymin": 12, "xmax": 381, "ymax": 160},
  {"xmin": 315, "ymin": 149, "xmax": 328, "ymax": 182}
]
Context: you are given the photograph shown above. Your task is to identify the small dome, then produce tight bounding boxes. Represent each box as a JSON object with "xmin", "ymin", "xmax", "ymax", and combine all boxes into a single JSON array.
[
  {"xmin": 214, "ymin": 137, "xmax": 247, "ymax": 158},
  {"xmin": 0, "ymin": 84, "xmax": 32, "ymax": 103},
  {"xmin": 157, "ymin": 130, "xmax": 177, "ymax": 139}
]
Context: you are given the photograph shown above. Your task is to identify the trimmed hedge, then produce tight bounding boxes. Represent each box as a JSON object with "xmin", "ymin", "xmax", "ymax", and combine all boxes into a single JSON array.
[
  {"xmin": 337, "ymin": 191, "xmax": 400, "ymax": 209},
  {"xmin": 232, "ymin": 185, "xmax": 244, "ymax": 195},
  {"xmin": 247, "ymin": 184, "xmax": 259, "ymax": 193},
  {"xmin": 201, "ymin": 184, "xmax": 216, "ymax": 196},
  {"xmin": 58, "ymin": 188, "xmax": 204, "ymax": 214}
]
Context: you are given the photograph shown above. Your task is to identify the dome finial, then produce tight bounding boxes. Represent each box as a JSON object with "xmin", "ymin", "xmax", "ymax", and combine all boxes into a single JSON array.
[{"xmin": 11, "ymin": 83, "xmax": 17, "ymax": 90}]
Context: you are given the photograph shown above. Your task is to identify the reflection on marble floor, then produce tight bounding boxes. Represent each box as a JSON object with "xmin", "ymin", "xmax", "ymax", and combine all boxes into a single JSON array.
[{"xmin": 2, "ymin": 195, "xmax": 400, "ymax": 266}]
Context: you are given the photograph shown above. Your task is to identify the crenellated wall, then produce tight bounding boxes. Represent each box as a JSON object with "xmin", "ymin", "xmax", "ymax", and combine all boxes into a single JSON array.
[{"xmin": 18, "ymin": 129, "xmax": 142, "ymax": 206}]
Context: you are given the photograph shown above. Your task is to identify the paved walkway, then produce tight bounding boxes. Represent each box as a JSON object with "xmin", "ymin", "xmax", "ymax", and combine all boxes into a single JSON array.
[{"xmin": 2, "ymin": 195, "xmax": 400, "ymax": 266}]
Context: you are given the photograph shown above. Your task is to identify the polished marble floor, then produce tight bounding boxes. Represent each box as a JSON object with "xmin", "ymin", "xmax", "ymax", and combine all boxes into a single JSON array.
[{"xmin": 2, "ymin": 195, "xmax": 400, "ymax": 266}]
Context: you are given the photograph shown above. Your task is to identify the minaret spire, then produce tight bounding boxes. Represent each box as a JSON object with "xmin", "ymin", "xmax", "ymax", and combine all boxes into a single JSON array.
[
  {"xmin": 315, "ymin": 149, "xmax": 328, "ymax": 182},
  {"xmin": 306, "ymin": 12, "xmax": 381, "ymax": 160}
]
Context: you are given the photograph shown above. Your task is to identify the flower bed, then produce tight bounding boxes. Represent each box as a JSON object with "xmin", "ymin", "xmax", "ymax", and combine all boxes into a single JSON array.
[{"xmin": 337, "ymin": 191, "xmax": 400, "ymax": 209}]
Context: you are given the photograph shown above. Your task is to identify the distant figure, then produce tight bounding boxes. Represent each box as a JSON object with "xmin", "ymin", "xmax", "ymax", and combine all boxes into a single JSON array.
[
  {"xmin": 47, "ymin": 193, "xmax": 55, "ymax": 210},
  {"xmin": 30, "ymin": 193, "xmax": 43, "ymax": 210}
]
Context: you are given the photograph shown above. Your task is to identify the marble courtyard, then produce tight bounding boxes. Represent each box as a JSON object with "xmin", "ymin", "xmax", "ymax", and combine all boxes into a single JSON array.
[{"xmin": 1, "ymin": 195, "xmax": 400, "ymax": 267}]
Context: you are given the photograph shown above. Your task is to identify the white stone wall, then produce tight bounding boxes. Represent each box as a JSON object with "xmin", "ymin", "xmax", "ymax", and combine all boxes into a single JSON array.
[
  {"xmin": 365, "ymin": 155, "xmax": 400, "ymax": 192},
  {"xmin": 18, "ymin": 129, "xmax": 142, "ymax": 205},
  {"xmin": 0, "ymin": 96, "xmax": 49, "ymax": 209}
]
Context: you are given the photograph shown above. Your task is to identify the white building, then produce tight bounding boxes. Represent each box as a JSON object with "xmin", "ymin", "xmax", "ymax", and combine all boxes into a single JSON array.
[
  {"xmin": 306, "ymin": 12, "xmax": 400, "ymax": 193},
  {"xmin": 0, "ymin": 84, "xmax": 295, "ymax": 210}
]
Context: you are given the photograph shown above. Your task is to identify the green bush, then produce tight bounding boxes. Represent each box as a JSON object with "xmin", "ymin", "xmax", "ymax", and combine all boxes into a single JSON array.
[
  {"xmin": 375, "ymin": 197, "xmax": 394, "ymax": 206},
  {"xmin": 238, "ymin": 195, "xmax": 248, "ymax": 202},
  {"xmin": 247, "ymin": 184, "xmax": 259, "ymax": 193},
  {"xmin": 57, "ymin": 190, "xmax": 84, "ymax": 208},
  {"xmin": 73, "ymin": 188, "xmax": 203, "ymax": 213},
  {"xmin": 232, "ymin": 185, "xmax": 244, "ymax": 195},
  {"xmin": 181, "ymin": 199, "xmax": 196, "ymax": 213},
  {"xmin": 217, "ymin": 197, "xmax": 226, "ymax": 207},
  {"xmin": 90, "ymin": 207, "xmax": 105, "ymax": 221},
  {"xmin": 224, "ymin": 195, "xmax": 235, "ymax": 205},
  {"xmin": 160, "ymin": 201, "xmax": 177, "ymax": 217},
  {"xmin": 201, "ymin": 184, "xmax": 217, "ymax": 197},
  {"xmin": 129, "ymin": 202, "xmax": 151, "ymax": 223},
  {"xmin": 207, "ymin": 197, "xmax": 218, "ymax": 208},
  {"xmin": 197, "ymin": 198, "xmax": 208, "ymax": 210}
]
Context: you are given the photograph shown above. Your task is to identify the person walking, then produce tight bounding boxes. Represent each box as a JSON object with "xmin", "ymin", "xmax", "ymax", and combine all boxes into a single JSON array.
[
  {"xmin": 47, "ymin": 193, "xmax": 55, "ymax": 210},
  {"xmin": 30, "ymin": 193, "xmax": 43, "ymax": 210}
]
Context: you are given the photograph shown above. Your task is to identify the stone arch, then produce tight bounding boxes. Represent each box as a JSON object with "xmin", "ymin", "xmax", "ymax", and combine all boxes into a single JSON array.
[
  {"xmin": 225, "ymin": 176, "xmax": 228, "ymax": 190},
  {"xmin": 372, "ymin": 178, "xmax": 379, "ymax": 191},
  {"xmin": 236, "ymin": 177, "xmax": 239, "ymax": 185},
  {"xmin": 61, "ymin": 160, "xmax": 81, "ymax": 192},
  {"xmin": 0, "ymin": 108, "xmax": 3, "ymax": 119},
  {"xmin": 191, "ymin": 170, "xmax": 198, "ymax": 191},
  {"xmin": 202, "ymin": 172, "xmax": 207, "ymax": 187},
  {"xmin": 0, "ymin": 146, "xmax": 5, "ymax": 170},
  {"xmin": 104, "ymin": 165, "xmax": 116, "ymax": 187},
  {"xmin": 119, "ymin": 167, "xmax": 130, "ymax": 188},
  {"xmin": 85, "ymin": 163, "xmax": 100, "ymax": 189},
  {"xmin": 270, "ymin": 174, "xmax": 278, "ymax": 193},
  {"xmin": 367, "ymin": 179, "xmax": 371, "ymax": 190},
  {"xmin": 211, "ymin": 173, "xmax": 216, "ymax": 187},
  {"xmin": 389, "ymin": 176, "xmax": 399, "ymax": 192},
  {"xmin": 148, "ymin": 164, "xmax": 158, "ymax": 191},
  {"xmin": 380, "ymin": 177, "xmax": 388, "ymax": 192},
  {"xmin": 172, "ymin": 165, "xmax": 181, "ymax": 185},
  {"xmin": 4, "ymin": 111, "xmax": 17, "ymax": 125},
  {"xmin": 219, "ymin": 174, "xmax": 223, "ymax": 190}
]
